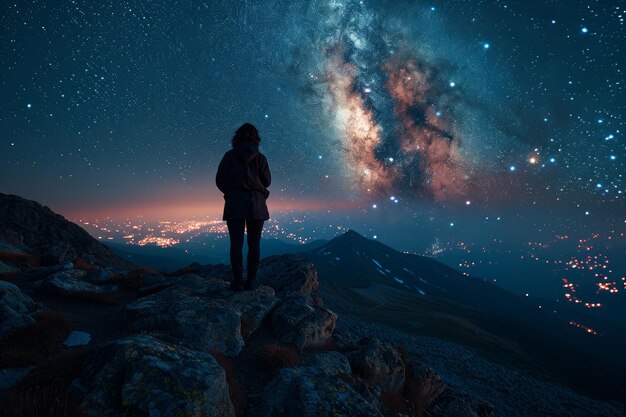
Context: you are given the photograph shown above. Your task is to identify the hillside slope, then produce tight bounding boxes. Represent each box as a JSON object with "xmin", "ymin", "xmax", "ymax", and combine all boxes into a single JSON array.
[
  {"xmin": 0, "ymin": 193, "xmax": 134, "ymax": 270},
  {"xmin": 306, "ymin": 230, "xmax": 626, "ymax": 402}
]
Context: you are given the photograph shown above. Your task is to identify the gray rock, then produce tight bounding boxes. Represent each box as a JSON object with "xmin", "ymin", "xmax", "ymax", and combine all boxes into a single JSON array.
[
  {"xmin": 41, "ymin": 269, "xmax": 106, "ymax": 297},
  {"xmin": 84, "ymin": 268, "xmax": 114, "ymax": 283},
  {"xmin": 409, "ymin": 362, "xmax": 446, "ymax": 411},
  {"xmin": 63, "ymin": 330, "xmax": 91, "ymax": 347},
  {"xmin": 333, "ymin": 326, "xmax": 361, "ymax": 351},
  {"xmin": 304, "ymin": 351, "xmax": 351, "ymax": 375},
  {"xmin": 0, "ymin": 366, "xmax": 35, "ymax": 391},
  {"xmin": 0, "ymin": 280, "xmax": 36, "ymax": 338},
  {"xmin": 73, "ymin": 334, "xmax": 235, "ymax": 417},
  {"xmin": 127, "ymin": 279, "xmax": 278, "ymax": 355},
  {"xmin": 260, "ymin": 366, "xmax": 383, "ymax": 417},
  {"xmin": 348, "ymin": 338, "xmax": 405, "ymax": 390},
  {"xmin": 22, "ymin": 261, "xmax": 73, "ymax": 280},
  {"xmin": 137, "ymin": 271, "xmax": 171, "ymax": 294},
  {"xmin": 270, "ymin": 295, "xmax": 337, "ymax": 351},
  {"xmin": 258, "ymin": 255, "xmax": 323, "ymax": 305},
  {"xmin": 0, "ymin": 260, "xmax": 19, "ymax": 273}
]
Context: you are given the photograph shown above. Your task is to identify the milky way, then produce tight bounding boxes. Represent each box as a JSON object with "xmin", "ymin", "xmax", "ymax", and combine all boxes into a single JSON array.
[
  {"xmin": 1, "ymin": 0, "xmax": 624, "ymax": 220},
  {"xmin": 288, "ymin": 1, "xmax": 496, "ymax": 202}
]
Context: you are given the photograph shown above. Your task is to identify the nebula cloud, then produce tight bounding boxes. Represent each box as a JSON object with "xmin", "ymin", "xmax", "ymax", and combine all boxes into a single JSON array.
[
  {"xmin": 322, "ymin": 44, "xmax": 398, "ymax": 194},
  {"xmin": 321, "ymin": 52, "xmax": 468, "ymax": 201},
  {"xmin": 294, "ymin": 3, "xmax": 471, "ymax": 201},
  {"xmin": 288, "ymin": 1, "xmax": 475, "ymax": 202},
  {"xmin": 382, "ymin": 57, "xmax": 467, "ymax": 200}
]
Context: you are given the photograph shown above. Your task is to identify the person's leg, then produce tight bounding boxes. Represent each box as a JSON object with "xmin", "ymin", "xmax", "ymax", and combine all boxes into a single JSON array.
[
  {"xmin": 227, "ymin": 219, "xmax": 245, "ymax": 291},
  {"xmin": 244, "ymin": 219, "xmax": 264, "ymax": 290}
]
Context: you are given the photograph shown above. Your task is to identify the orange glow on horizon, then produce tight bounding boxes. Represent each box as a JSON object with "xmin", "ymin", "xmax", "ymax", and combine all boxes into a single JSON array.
[{"xmin": 62, "ymin": 197, "xmax": 361, "ymax": 221}]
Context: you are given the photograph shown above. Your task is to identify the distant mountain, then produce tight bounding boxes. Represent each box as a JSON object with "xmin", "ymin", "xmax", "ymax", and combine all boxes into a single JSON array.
[
  {"xmin": 106, "ymin": 237, "xmax": 328, "ymax": 271},
  {"xmin": 106, "ymin": 242, "xmax": 224, "ymax": 271},
  {"xmin": 0, "ymin": 193, "xmax": 133, "ymax": 269},
  {"xmin": 306, "ymin": 229, "xmax": 626, "ymax": 402}
]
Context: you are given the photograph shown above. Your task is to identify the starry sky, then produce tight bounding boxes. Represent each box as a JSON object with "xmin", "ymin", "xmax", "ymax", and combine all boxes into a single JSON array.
[{"xmin": 1, "ymin": 0, "xmax": 624, "ymax": 236}]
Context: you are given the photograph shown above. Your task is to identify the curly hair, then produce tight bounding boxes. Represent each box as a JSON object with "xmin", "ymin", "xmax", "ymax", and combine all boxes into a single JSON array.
[{"xmin": 232, "ymin": 123, "xmax": 261, "ymax": 146}]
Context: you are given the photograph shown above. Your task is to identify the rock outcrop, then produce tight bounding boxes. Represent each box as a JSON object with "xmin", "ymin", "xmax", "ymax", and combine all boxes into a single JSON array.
[
  {"xmin": 0, "ymin": 192, "xmax": 133, "ymax": 269},
  {"xmin": 41, "ymin": 269, "xmax": 107, "ymax": 297},
  {"xmin": 348, "ymin": 337, "xmax": 406, "ymax": 391},
  {"xmin": 0, "ymin": 280, "xmax": 36, "ymax": 339},
  {"xmin": 269, "ymin": 293, "xmax": 337, "ymax": 351},
  {"xmin": 260, "ymin": 366, "xmax": 384, "ymax": 417},
  {"xmin": 257, "ymin": 254, "xmax": 323, "ymax": 305},
  {"xmin": 126, "ymin": 277, "xmax": 279, "ymax": 355},
  {"xmin": 72, "ymin": 334, "xmax": 235, "ymax": 417}
]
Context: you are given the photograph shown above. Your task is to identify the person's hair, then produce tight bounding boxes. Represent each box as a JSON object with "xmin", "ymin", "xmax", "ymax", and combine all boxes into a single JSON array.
[{"xmin": 232, "ymin": 123, "xmax": 261, "ymax": 146}]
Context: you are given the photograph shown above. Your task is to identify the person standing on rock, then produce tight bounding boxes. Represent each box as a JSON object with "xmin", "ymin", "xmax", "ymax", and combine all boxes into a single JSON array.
[{"xmin": 216, "ymin": 122, "xmax": 271, "ymax": 291}]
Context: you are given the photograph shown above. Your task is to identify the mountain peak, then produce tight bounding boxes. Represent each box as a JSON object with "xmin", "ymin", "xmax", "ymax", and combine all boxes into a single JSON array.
[{"xmin": 342, "ymin": 229, "xmax": 366, "ymax": 239}]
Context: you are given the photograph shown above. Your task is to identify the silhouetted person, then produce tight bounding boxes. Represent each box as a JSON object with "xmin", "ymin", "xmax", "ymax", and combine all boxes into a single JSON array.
[{"xmin": 216, "ymin": 123, "xmax": 271, "ymax": 291}]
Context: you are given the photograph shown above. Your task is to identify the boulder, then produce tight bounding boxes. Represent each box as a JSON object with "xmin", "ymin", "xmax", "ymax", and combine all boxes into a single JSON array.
[
  {"xmin": 408, "ymin": 362, "xmax": 446, "ymax": 411},
  {"xmin": 348, "ymin": 338, "xmax": 405, "ymax": 391},
  {"xmin": 126, "ymin": 278, "xmax": 278, "ymax": 355},
  {"xmin": 41, "ymin": 269, "xmax": 106, "ymax": 297},
  {"xmin": 258, "ymin": 255, "xmax": 323, "ymax": 305},
  {"xmin": 22, "ymin": 261, "xmax": 73, "ymax": 279},
  {"xmin": 303, "ymin": 351, "xmax": 351, "ymax": 375},
  {"xmin": 63, "ymin": 330, "xmax": 91, "ymax": 347},
  {"xmin": 72, "ymin": 334, "xmax": 235, "ymax": 417},
  {"xmin": 270, "ymin": 295, "xmax": 337, "ymax": 351},
  {"xmin": 332, "ymin": 326, "xmax": 361, "ymax": 351},
  {"xmin": 260, "ymin": 366, "xmax": 383, "ymax": 417},
  {"xmin": 0, "ymin": 280, "xmax": 36, "ymax": 338},
  {"xmin": 0, "ymin": 366, "xmax": 35, "ymax": 391}
]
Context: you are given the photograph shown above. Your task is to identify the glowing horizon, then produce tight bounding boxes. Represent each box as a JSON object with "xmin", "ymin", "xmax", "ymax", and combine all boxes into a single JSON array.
[{"xmin": 60, "ymin": 196, "xmax": 363, "ymax": 222}]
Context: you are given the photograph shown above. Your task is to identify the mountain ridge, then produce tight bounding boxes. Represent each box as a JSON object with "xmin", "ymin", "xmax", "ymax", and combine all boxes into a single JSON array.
[{"xmin": 0, "ymin": 193, "xmax": 624, "ymax": 416}]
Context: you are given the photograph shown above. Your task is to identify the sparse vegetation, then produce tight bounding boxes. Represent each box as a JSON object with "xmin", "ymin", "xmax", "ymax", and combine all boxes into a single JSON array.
[
  {"xmin": 0, "ymin": 310, "xmax": 72, "ymax": 368},
  {"xmin": 256, "ymin": 343, "xmax": 303, "ymax": 372},
  {"xmin": 0, "ymin": 348, "xmax": 88, "ymax": 417},
  {"xmin": 210, "ymin": 350, "xmax": 246, "ymax": 416},
  {"xmin": 0, "ymin": 271, "xmax": 22, "ymax": 283},
  {"xmin": 72, "ymin": 257, "xmax": 97, "ymax": 271},
  {"xmin": 0, "ymin": 250, "xmax": 38, "ymax": 267}
]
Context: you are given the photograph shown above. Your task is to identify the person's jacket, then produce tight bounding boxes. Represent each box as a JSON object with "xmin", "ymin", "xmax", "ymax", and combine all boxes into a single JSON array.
[{"xmin": 215, "ymin": 141, "xmax": 271, "ymax": 220}]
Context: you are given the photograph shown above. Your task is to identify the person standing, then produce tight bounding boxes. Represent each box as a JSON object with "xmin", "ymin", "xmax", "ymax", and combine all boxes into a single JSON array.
[{"xmin": 215, "ymin": 123, "xmax": 271, "ymax": 291}]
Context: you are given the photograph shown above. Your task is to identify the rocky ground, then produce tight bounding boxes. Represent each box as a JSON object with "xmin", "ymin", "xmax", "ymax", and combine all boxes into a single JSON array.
[
  {"xmin": 1, "ymin": 252, "xmax": 624, "ymax": 417},
  {"xmin": 0, "ymin": 192, "xmax": 624, "ymax": 416},
  {"xmin": 336, "ymin": 315, "xmax": 626, "ymax": 417}
]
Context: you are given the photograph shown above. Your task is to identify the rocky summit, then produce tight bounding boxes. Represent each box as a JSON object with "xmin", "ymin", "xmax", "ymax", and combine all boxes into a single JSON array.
[{"xmin": 0, "ymin": 194, "xmax": 624, "ymax": 417}]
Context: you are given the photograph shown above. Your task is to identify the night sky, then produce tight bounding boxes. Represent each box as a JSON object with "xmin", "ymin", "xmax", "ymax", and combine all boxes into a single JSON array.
[{"xmin": 1, "ymin": 1, "xmax": 624, "ymax": 238}]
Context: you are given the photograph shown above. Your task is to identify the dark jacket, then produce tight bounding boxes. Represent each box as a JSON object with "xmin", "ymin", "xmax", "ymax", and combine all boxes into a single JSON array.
[{"xmin": 215, "ymin": 142, "xmax": 271, "ymax": 220}]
